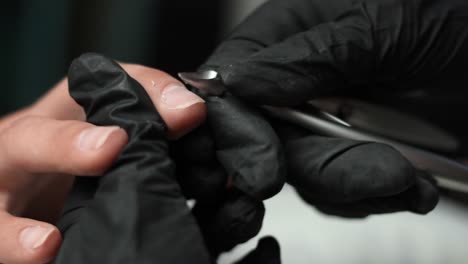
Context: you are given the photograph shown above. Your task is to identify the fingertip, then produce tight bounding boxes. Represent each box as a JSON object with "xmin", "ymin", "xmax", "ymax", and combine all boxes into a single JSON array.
[
  {"xmin": 0, "ymin": 213, "xmax": 62, "ymax": 264},
  {"xmin": 323, "ymin": 142, "xmax": 416, "ymax": 202},
  {"xmin": 257, "ymin": 236, "xmax": 280, "ymax": 251},
  {"xmin": 24, "ymin": 226, "xmax": 62, "ymax": 264},
  {"xmin": 215, "ymin": 194, "xmax": 265, "ymax": 244},
  {"xmin": 409, "ymin": 176, "xmax": 440, "ymax": 214},
  {"xmin": 122, "ymin": 64, "xmax": 207, "ymax": 139},
  {"xmin": 166, "ymin": 100, "xmax": 207, "ymax": 139},
  {"xmin": 194, "ymin": 193, "xmax": 265, "ymax": 254},
  {"xmin": 75, "ymin": 126, "xmax": 128, "ymax": 175},
  {"xmin": 92, "ymin": 126, "xmax": 128, "ymax": 161},
  {"xmin": 236, "ymin": 236, "xmax": 281, "ymax": 264}
]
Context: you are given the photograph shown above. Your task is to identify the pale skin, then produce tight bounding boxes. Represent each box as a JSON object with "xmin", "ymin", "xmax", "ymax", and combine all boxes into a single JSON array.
[{"xmin": 0, "ymin": 64, "xmax": 207, "ymax": 264}]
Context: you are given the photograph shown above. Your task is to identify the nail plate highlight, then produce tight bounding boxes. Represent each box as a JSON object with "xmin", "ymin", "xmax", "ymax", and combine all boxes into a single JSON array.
[
  {"xmin": 161, "ymin": 85, "xmax": 205, "ymax": 110},
  {"xmin": 78, "ymin": 126, "xmax": 121, "ymax": 150},
  {"xmin": 20, "ymin": 226, "xmax": 55, "ymax": 250}
]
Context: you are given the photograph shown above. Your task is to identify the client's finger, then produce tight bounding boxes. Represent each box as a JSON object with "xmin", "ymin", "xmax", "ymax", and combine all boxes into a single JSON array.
[
  {"xmin": 54, "ymin": 53, "xmax": 211, "ymax": 263},
  {"xmin": 0, "ymin": 212, "xmax": 61, "ymax": 264},
  {"xmin": 0, "ymin": 116, "xmax": 128, "ymax": 176},
  {"xmin": 124, "ymin": 64, "xmax": 206, "ymax": 139},
  {"xmin": 32, "ymin": 65, "xmax": 206, "ymax": 139}
]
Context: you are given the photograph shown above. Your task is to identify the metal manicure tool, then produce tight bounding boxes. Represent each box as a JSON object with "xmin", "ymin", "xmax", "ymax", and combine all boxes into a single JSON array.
[{"xmin": 179, "ymin": 70, "xmax": 468, "ymax": 193}]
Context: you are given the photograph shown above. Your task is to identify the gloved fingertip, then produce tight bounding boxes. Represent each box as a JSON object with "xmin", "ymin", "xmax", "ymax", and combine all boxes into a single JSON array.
[
  {"xmin": 409, "ymin": 176, "xmax": 439, "ymax": 214},
  {"xmin": 194, "ymin": 193, "xmax": 265, "ymax": 254},
  {"xmin": 68, "ymin": 53, "xmax": 121, "ymax": 85},
  {"xmin": 235, "ymin": 236, "xmax": 281, "ymax": 264},
  {"xmin": 220, "ymin": 63, "xmax": 279, "ymax": 103},
  {"xmin": 257, "ymin": 236, "xmax": 281, "ymax": 252},
  {"xmin": 339, "ymin": 143, "xmax": 416, "ymax": 198},
  {"xmin": 216, "ymin": 194, "xmax": 265, "ymax": 244},
  {"xmin": 289, "ymin": 139, "xmax": 417, "ymax": 204}
]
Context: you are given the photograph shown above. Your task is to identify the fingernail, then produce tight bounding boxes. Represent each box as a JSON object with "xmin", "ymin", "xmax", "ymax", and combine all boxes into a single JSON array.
[
  {"xmin": 20, "ymin": 226, "xmax": 55, "ymax": 250},
  {"xmin": 161, "ymin": 85, "xmax": 205, "ymax": 110},
  {"xmin": 78, "ymin": 126, "xmax": 122, "ymax": 150}
]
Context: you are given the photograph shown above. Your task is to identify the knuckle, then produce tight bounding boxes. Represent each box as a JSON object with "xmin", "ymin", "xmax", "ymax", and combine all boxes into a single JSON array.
[
  {"xmin": 0, "ymin": 116, "xmax": 92, "ymax": 173},
  {"xmin": 6, "ymin": 115, "xmax": 41, "ymax": 131},
  {"xmin": 0, "ymin": 116, "xmax": 42, "ymax": 167}
]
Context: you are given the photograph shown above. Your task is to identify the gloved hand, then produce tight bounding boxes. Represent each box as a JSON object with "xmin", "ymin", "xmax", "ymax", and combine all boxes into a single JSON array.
[
  {"xmin": 54, "ymin": 53, "xmax": 281, "ymax": 264},
  {"xmin": 53, "ymin": 53, "xmax": 211, "ymax": 263},
  {"xmin": 173, "ymin": 0, "xmax": 448, "ymax": 254}
]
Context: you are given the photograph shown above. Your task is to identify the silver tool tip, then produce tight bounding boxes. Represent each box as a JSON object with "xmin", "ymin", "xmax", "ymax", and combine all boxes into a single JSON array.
[{"xmin": 178, "ymin": 71, "xmax": 225, "ymax": 96}]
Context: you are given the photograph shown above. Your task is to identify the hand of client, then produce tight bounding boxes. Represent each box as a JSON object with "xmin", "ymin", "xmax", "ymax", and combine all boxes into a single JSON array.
[
  {"xmin": 172, "ymin": 0, "xmax": 459, "ymax": 256},
  {"xmin": 0, "ymin": 59, "xmax": 206, "ymax": 264},
  {"xmin": 53, "ymin": 53, "xmax": 281, "ymax": 264}
]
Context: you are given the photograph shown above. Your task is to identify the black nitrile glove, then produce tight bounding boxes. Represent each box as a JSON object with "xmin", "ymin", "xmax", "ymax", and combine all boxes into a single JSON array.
[
  {"xmin": 272, "ymin": 119, "xmax": 439, "ymax": 218},
  {"xmin": 170, "ymin": 79, "xmax": 286, "ymax": 256},
  {"xmin": 54, "ymin": 53, "xmax": 212, "ymax": 263},
  {"xmin": 170, "ymin": 110, "xmax": 280, "ymax": 256},
  {"xmin": 55, "ymin": 53, "xmax": 281, "ymax": 264},
  {"xmin": 174, "ymin": 0, "xmax": 452, "ymax": 244},
  {"xmin": 235, "ymin": 237, "xmax": 281, "ymax": 264}
]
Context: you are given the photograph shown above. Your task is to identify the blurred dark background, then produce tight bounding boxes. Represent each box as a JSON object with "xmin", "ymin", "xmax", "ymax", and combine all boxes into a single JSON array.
[{"xmin": 0, "ymin": 0, "xmax": 229, "ymax": 115}]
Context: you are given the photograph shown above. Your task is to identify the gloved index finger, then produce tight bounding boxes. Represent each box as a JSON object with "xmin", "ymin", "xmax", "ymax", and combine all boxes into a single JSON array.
[
  {"xmin": 217, "ymin": 5, "xmax": 377, "ymax": 106},
  {"xmin": 54, "ymin": 53, "xmax": 211, "ymax": 263},
  {"xmin": 203, "ymin": 0, "xmax": 352, "ymax": 69}
]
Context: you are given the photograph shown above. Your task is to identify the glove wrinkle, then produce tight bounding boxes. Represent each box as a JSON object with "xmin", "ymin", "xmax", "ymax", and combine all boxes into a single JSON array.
[
  {"xmin": 205, "ymin": 95, "xmax": 286, "ymax": 200},
  {"xmin": 54, "ymin": 53, "xmax": 211, "ymax": 264},
  {"xmin": 310, "ymin": 176, "xmax": 438, "ymax": 218},
  {"xmin": 286, "ymin": 136, "xmax": 418, "ymax": 203},
  {"xmin": 193, "ymin": 191, "xmax": 265, "ymax": 256}
]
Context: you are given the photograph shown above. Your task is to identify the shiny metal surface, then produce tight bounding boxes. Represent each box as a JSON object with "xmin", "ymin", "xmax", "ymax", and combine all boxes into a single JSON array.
[
  {"xmin": 309, "ymin": 98, "xmax": 460, "ymax": 152},
  {"xmin": 178, "ymin": 71, "xmax": 468, "ymax": 192},
  {"xmin": 178, "ymin": 71, "xmax": 226, "ymax": 96}
]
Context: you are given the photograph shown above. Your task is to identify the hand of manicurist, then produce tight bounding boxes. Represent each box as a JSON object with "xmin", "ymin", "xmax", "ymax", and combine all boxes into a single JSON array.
[
  {"xmin": 0, "ymin": 60, "xmax": 206, "ymax": 264},
  {"xmin": 173, "ymin": 0, "xmax": 459, "ymax": 255}
]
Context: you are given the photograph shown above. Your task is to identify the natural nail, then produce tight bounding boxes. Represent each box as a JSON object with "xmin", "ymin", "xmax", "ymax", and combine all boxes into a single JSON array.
[
  {"xmin": 78, "ymin": 126, "xmax": 121, "ymax": 150},
  {"xmin": 20, "ymin": 226, "xmax": 55, "ymax": 250},
  {"xmin": 161, "ymin": 85, "xmax": 205, "ymax": 110}
]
